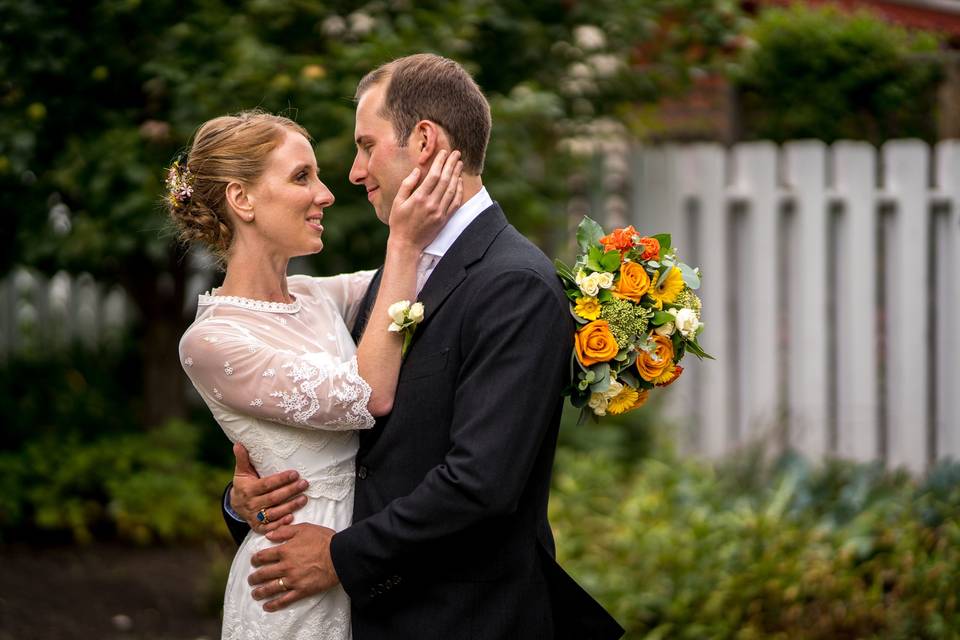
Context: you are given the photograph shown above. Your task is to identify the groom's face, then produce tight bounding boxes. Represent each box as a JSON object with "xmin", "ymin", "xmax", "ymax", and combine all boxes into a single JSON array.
[{"xmin": 350, "ymin": 82, "xmax": 418, "ymax": 224}]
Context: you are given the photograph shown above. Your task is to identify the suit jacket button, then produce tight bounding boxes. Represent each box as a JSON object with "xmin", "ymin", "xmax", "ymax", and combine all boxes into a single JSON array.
[{"xmin": 357, "ymin": 466, "xmax": 368, "ymax": 480}]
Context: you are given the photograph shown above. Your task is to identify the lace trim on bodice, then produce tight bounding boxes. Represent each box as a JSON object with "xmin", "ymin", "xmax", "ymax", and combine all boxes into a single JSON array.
[{"xmin": 198, "ymin": 291, "xmax": 302, "ymax": 314}]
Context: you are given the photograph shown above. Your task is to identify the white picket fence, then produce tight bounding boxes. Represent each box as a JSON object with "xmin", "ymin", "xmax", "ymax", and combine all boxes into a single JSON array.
[
  {"xmin": 0, "ymin": 269, "xmax": 133, "ymax": 357},
  {"xmin": 610, "ymin": 139, "xmax": 960, "ymax": 473}
]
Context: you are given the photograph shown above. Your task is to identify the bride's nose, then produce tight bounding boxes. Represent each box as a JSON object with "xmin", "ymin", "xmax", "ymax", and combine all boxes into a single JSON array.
[{"xmin": 315, "ymin": 182, "xmax": 335, "ymax": 207}]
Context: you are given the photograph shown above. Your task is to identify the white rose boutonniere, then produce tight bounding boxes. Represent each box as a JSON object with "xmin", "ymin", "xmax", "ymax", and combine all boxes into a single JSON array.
[{"xmin": 388, "ymin": 300, "xmax": 425, "ymax": 357}]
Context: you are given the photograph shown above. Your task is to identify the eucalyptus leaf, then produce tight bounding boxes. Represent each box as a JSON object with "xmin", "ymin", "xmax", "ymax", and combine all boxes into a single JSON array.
[
  {"xmin": 618, "ymin": 369, "xmax": 641, "ymax": 389},
  {"xmin": 590, "ymin": 376, "xmax": 612, "ymax": 393},
  {"xmin": 679, "ymin": 262, "xmax": 701, "ymax": 290},
  {"xmin": 590, "ymin": 362, "xmax": 610, "ymax": 380}
]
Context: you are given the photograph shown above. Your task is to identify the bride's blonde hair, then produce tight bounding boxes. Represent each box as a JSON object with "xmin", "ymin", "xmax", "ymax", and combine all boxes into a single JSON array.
[{"xmin": 166, "ymin": 110, "xmax": 310, "ymax": 263}]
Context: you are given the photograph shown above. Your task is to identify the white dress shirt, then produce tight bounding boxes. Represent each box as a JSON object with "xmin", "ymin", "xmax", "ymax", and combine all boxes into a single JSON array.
[{"xmin": 416, "ymin": 187, "xmax": 493, "ymax": 294}]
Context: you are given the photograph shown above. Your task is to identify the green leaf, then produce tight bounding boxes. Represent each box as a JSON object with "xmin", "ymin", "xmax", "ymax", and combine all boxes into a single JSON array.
[
  {"xmin": 577, "ymin": 216, "xmax": 606, "ymax": 254},
  {"xmin": 686, "ymin": 339, "xmax": 716, "ymax": 360},
  {"xmin": 555, "ymin": 258, "xmax": 577, "ymax": 285},
  {"xmin": 652, "ymin": 311, "xmax": 675, "ymax": 326},
  {"xmin": 598, "ymin": 289, "xmax": 613, "ymax": 303},
  {"xmin": 600, "ymin": 250, "xmax": 621, "ymax": 272}
]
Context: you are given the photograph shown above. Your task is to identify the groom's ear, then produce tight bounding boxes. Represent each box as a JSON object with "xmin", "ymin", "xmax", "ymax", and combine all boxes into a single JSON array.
[{"xmin": 412, "ymin": 120, "xmax": 449, "ymax": 166}]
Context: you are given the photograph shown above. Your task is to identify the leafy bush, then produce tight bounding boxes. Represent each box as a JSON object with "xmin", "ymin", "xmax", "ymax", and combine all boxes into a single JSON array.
[
  {"xmin": 734, "ymin": 5, "xmax": 943, "ymax": 143},
  {"xmin": 551, "ymin": 424, "xmax": 960, "ymax": 638},
  {"xmin": 0, "ymin": 420, "xmax": 231, "ymax": 545}
]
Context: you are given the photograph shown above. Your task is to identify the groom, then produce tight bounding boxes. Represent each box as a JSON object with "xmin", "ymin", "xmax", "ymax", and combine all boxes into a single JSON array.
[{"xmin": 223, "ymin": 54, "xmax": 624, "ymax": 639}]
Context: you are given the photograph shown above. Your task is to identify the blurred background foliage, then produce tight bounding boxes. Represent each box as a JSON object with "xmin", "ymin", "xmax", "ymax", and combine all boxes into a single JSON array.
[
  {"xmin": 2, "ymin": 1, "xmax": 959, "ymax": 637},
  {"xmin": 733, "ymin": 4, "xmax": 943, "ymax": 143}
]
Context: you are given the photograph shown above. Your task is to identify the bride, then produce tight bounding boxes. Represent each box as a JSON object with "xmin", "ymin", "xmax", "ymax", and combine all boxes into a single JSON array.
[{"xmin": 167, "ymin": 111, "xmax": 462, "ymax": 640}]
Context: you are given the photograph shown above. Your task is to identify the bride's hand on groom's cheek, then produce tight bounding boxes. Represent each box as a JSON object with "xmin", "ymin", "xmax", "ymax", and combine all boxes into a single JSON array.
[
  {"xmin": 389, "ymin": 149, "xmax": 463, "ymax": 248},
  {"xmin": 248, "ymin": 523, "xmax": 339, "ymax": 611},
  {"xmin": 231, "ymin": 443, "xmax": 309, "ymax": 532}
]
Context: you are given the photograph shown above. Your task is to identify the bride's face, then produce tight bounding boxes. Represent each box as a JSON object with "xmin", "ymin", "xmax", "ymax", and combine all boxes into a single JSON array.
[
  {"xmin": 245, "ymin": 130, "xmax": 335, "ymax": 258},
  {"xmin": 349, "ymin": 82, "xmax": 418, "ymax": 224}
]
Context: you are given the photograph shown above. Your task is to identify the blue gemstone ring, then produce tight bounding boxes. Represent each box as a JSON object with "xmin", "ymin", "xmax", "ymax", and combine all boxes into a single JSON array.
[{"xmin": 257, "ymin": 508, "xmax": 270, "ymax": 524}]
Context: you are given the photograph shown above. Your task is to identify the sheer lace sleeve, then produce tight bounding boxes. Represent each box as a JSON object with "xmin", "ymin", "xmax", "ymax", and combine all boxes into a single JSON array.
[
  {"xmin": 179, "ymin": 319, "xmax": 375, "ymax": 431},
  {"xmin": 301, "ymin": 270, "xmax": 377, "ymax": 331}
]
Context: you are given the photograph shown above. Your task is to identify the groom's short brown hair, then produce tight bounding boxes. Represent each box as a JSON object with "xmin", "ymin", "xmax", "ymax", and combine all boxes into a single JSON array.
[{"xmin": 356, "ymin": 54, "xmax": 491, "ymax": 175}]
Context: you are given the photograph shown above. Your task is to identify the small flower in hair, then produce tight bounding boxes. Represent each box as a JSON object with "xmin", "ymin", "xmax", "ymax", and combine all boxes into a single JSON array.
[{"xmin": 166, "ymin": 154, "xmax": 195, "ymax": 208}]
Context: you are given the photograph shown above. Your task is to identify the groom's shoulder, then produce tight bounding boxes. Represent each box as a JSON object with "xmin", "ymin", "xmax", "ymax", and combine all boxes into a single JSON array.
[{"xmin": 473, "ymin": 222, "xmax": 564, "ymax": 298}]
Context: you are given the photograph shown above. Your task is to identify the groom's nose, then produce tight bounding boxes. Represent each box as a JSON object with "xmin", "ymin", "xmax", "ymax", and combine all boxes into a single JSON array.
[{"xmin": 349, "ymin": 153, "xmax": 365, "ymax": 185}]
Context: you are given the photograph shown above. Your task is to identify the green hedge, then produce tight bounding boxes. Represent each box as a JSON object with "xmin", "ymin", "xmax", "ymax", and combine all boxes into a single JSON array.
[
  {"xmin": 0, "ymin": 420, "xmax": 230, "ymax": 545},
  {"xmin": 734, "ymin": 4, "xmax": 942, "ymax": 143},
  {"xmin": 550, "ymin": 424, "xmax": 960, "ymax": 639}
]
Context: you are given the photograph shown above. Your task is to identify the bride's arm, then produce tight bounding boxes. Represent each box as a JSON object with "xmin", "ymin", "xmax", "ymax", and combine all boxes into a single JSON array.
[{"xmin": 355, "ymin": 150, "xmax": 462, "ymax": 416}]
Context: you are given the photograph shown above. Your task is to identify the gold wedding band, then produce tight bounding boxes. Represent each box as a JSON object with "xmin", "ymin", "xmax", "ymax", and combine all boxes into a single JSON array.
[
  {"xmin": 257, "ymin": 508, "xmax": 271, "ymax": 525},
  {"xmin": 278, "ymin": 577, "xmax": 287, "ymax": 591}
]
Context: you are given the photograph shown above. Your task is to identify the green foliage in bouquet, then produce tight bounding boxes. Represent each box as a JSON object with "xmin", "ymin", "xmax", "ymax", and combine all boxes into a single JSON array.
[{"xmin": 550, "ymin": 434, "xmax": 960, "ymax": 639}]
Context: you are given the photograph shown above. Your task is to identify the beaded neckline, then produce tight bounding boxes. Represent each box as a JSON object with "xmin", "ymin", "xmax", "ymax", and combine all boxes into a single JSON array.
[{"xmin": 198, "ymin": 290, "xmax": 302, "ymax": 314}]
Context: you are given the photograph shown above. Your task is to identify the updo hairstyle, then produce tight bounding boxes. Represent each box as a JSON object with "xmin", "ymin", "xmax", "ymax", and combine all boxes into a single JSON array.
[{"xmin": 166, "ymin": 110, "xmax": 310, "ymax": 263}]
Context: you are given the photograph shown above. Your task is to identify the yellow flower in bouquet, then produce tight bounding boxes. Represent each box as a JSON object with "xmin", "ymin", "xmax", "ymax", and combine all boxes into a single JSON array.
[
  {"xmin": 574, "ymin": 296, "xmax": 602, "ymax": 320},
  {"xmin": 648, "ymin": 267, "xmax": 684, "ymax": 307}
]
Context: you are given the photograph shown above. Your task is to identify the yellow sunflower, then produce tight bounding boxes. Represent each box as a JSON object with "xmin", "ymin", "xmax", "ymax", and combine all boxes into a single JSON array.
[{"xmin": 648, "ymin": 267, "xmax": 684, "ymax": 308}]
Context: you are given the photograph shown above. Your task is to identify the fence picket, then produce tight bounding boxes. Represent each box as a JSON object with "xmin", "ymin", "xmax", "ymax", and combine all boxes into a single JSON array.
[
  {"xmin": 880, "ymin": 141, "xmax": 930, "ymax": 473},
  {"xmin": 731, "ymin": 143, "xmax": 781, "ymax": 449},
  {"xmin": 935, "ymin": 141, "xmax": 960, "ymax": 462},
  {"xmin": 783, "ymin": 141, "xmax": 830, "ymax": 458},
  {"xmin": 833, "ymin": 142, "xmax": 880, "ymax": 462}
]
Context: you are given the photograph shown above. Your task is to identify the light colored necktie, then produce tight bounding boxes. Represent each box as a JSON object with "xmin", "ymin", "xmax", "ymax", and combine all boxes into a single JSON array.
[{"xmin": 416, "ymin": 253, "xmax": 440, "ymax": 295}]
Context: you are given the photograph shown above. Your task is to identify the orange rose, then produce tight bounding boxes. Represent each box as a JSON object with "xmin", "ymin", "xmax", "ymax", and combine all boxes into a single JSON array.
[
  {"xmin": 600, "ymin": 225, "xmax": 638, "ymax": 252},
  {"xmin": 575, "ymin": 320, "xmax": 619, "ymax": 366},
  {"xmin": 636, "ymin": 334, "xmax": 675, "ymax": 382},
  {"xmin": 612, "ymin": 261, "xmax": 651, "ymax": 303},
  {"xmin": 638, "ymin": 237, "xmax": 660, "ymax": 261}
]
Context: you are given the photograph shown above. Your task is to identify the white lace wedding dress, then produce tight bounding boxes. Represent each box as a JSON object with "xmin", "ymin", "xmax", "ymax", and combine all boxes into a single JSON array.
[{"xmin": 179, "ymin": 271, "xmax": 376, "ymax": 640}]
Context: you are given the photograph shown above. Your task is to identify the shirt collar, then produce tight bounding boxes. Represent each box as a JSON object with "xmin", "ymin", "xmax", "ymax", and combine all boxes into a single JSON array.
[{"xmin": 422, "ymin": 186, "xmax": 493, "ymax": 258}]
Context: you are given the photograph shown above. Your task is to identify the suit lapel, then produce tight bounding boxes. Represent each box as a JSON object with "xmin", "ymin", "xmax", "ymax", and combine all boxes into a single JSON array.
[{"xmin": 414, "ymin": 203, "xmax": 508, "ymax": 333}]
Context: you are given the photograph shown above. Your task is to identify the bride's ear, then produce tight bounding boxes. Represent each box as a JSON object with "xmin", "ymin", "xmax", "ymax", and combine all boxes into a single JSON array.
[
  {"xmin": 225, "ymin": 181, "xmax": 255, "ymax": 223},
  {"xmin": 412, "ymin": 120, "xmax": 448, "ymax": 166}
]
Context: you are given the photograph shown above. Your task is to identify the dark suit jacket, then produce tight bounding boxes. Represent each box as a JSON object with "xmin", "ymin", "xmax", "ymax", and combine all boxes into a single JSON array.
[{"xmin": 223, "ymin": 204, "xmax": 623, "ymax": 640}]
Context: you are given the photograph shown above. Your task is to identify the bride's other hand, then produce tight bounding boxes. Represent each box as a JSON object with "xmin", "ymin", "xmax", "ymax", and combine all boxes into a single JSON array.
[
  {"xmin": 388, "ymin": 149, "xmax": 464, "ymax": 250},
  {"xmin": 231, "ymin": 443, "xmax": 309, "ymax": 533}
]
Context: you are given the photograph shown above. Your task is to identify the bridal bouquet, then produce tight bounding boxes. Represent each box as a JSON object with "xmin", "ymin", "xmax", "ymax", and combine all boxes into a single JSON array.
[{"xmin": 556, "ymin": 217, "xmax": 713, "ymax": 420}]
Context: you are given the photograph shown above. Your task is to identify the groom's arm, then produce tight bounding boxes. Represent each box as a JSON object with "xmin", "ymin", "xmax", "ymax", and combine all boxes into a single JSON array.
[{"xmin": 330, "ymin": 267, "xmax": 571, "ymax": 607}]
